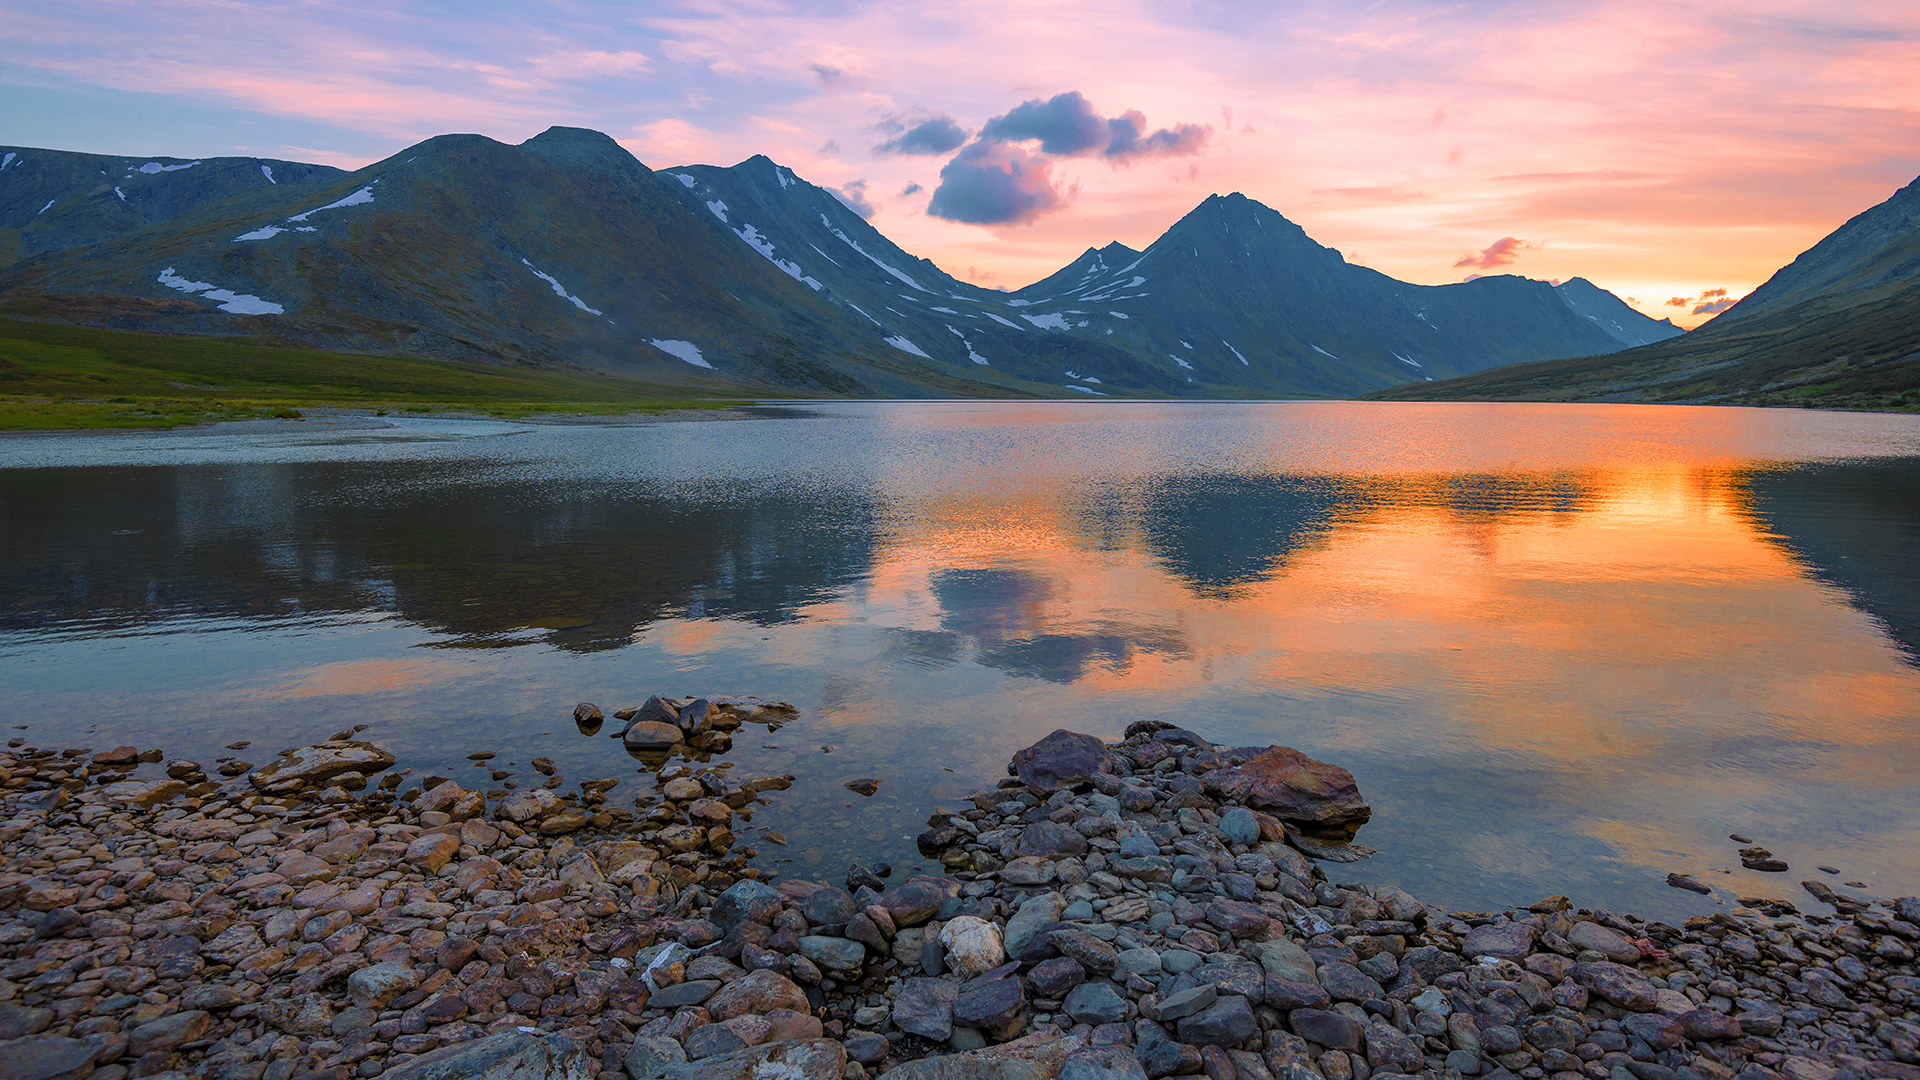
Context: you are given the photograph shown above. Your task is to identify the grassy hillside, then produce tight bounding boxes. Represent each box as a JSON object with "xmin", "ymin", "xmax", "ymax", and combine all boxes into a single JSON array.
[
  {"xmin": 1362, "ymin": 280, "xmax": 1920, "ymax": 411},
  {"xmin": 0, "ymin": 311, "xmax": 757, "ymax": 430}
]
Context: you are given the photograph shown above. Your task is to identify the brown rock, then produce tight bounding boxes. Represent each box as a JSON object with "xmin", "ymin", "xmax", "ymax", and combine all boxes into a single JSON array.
[
  {"xmin": 405, "ymin": 833, "xmax": 462, "ymax": 872},
  {"xmin": 248, "ymin": 740, "xmax": 395, "ymax": 794},
  {"xmin": 128, "ymin": 1009, "xmax": 213, "ymax": 1055},
  {"xmin": 1008, "ymin": 730, "xmax": 1115, "ymax": 794},
  {"xmin": 705, "ymin": 969, "xmax": 811, "ymax": 1020},
  {"xmin": 1200, "ymin": 746, "xmax": 1371, "ymax": 840}
]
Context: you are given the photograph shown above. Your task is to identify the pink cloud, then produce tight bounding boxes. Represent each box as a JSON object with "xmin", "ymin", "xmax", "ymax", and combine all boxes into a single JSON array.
[
  {"xmin": 1692, "ymin": 298, "xmax": 1738, "ymax": 314},
  {"xmin": 1454, "ymin": 236, "xmax": 1542, "ymax": 270}
]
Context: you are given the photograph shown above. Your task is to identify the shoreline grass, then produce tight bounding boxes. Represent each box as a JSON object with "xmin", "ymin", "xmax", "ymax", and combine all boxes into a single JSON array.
[{"xmin": 0, "ymin": 317, "xmax": 759, "ymax": 430}]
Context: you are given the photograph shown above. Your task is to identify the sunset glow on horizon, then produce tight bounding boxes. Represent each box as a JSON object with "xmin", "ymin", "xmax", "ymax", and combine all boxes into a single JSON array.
[{"xmin": 5, "ymin": 1, "xmax": 1918, "ymax": 328}]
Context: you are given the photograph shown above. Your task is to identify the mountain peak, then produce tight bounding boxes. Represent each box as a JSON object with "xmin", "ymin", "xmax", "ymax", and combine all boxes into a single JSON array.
[{"xmin": 519, "ymin": 126, "xmax": 648, "ymax": 178}]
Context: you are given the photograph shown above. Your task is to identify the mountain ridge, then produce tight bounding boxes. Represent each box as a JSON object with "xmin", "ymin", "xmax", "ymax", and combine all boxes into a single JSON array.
[{"xmin": 0, "ymin": 125, "xmax": 1680, "ymax": 400}]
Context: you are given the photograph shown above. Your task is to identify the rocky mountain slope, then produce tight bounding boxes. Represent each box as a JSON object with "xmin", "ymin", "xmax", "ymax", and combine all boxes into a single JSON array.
[
  {"xmin": 1, "ymin": 126, "xmax": 1678, "ymax": 399},
  {"xmin": 0, "ymin": 145, "xmax": 344, "ymax": 266},
  {"xmin": 1366, "ymin": 176, "xmax": 1920, "ymax": 409}
]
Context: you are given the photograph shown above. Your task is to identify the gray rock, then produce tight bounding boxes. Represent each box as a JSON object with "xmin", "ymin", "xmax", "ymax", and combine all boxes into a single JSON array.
[
  {"xmin": 1202, "ymin": 898, "xmax": 1268, "ymax": 938},
  {"xmin": 1261, "ymin": 977, "xmax": 1330, "ymax": 1011},
  {"xmin": 1568, "ymin": 921, "xmax": 1642, "ymax": 964},
  {"xmin": 844, "ymin": 1033, "xmax": 890, "ymax": 1065},
  {"xmin": 0, "ymin": 1036, "xmax": 98, "ymax": 1080},
  {"xmin": 798, "ymin": 935, "xmax": 866, "ymax": 972},
  {"xmin": 1154, "ymin": 984, "xmax": 1217, "ymax": 1021},
  {"xmin": 248, "ymin": 740, "xmax": 395, "ymax": 794},
  {"xmin": 1048, "ymin": 927, "xmax": 1119, "ymax": 973},
  {"xmin": 378, "ymin": 1029, "xmax": 593, "ymax": 1079},
  {"xmin": 1317, "ymin": 963, "xmax": 1385, "ymax": 1004},
  {"xmin": 1019, "ymin": 821, "xmax": 1091, "ymax": 858},
  {"xmin": 1572, "ymin": 961, "xmax": 1659, "ymax": 1011},
  {"xmin": 657, "ymin": 1039, "xmax": 846, "ymax": 1080},
  {"xmin": 953, "ymin": 972, "xmax": 1028, "ymax": 1040},
  {"xmin": 1291, "ymin": 1008, "xmax": 1364, "ymax": 1050},
  {"xmin": 1061, "ymin": 1045, "xmax": 1152, "ymax": 1080},
  {"xmin": 1365, "ymin": 1022, "xmax": 1425, "ymax": 1072},
  {"xmin": 623, "ymin": 1036, "xmax": 686, "ymax": 1080},
  {"xmin": 1252, "ymin": 939, "xmax": 1318, "ymax": 985},
  {"xmin": 1032, "ymin": 956, "xmax": 1090, "ymax": 998},
  {"xmin": 681, "ymin": 1024, "xmax": 747, "ymax": 1061},
  {"xmin": 1065, "ymin": 981, "xmax": 1132, "ymax": 1025},
  {"xmin": 1463, "ymin": 923, "xmax": 1536, "ymax": 961},
  {"xmin": 1200, "ymin": 959, "xmax": 1266, "ymax": 1001},
  {"xmin": 1176, "ymin": 995, "xmax": 1257, "ymax": 1047},
  {"xmin": 1136, "ymin": 1039, "xmax": 1203, "ymax": 1079},
  {"xmin": 1116, "ymin": 948, "xmax": 1162, "ymax": 978},
  {"xmin": 0, "ymin": 1003, "xmax": 54, "ymax": 1040},
  {"xmin": 801, "ymin": 887, "xmax": 857, "ymax": 928},
  {"xmin": 1005, "ymin": 893, "xmax": 1065, "ymax": 957},
  {"xmin": 646, "ymin": 980, "xmax": 720, "ymax": 1008},
  {"xmin": 1010, "ymin": 730, "xmax": 1116, "ymax": 793},
  {"xmin": 128, "ymin": 1009, "xmax": 213, "ymax": 1055},
  {"xmin": 883, "ymin": 1031, "xmax": 1089, "ymax": 1080},
  {"xmin": 622, "ymin": 721, "xmax": 682, "ymax": 751},
  {"xmin": 1218, "ymin": 807, "xmax": 1261, "ymax": 845},
  {"xmin": 709, "ymin": 880, "xmax": 784, "ymax": 932},
  {"xmin": 346, "ymin": 962, "xmax": 418, "ymax": 1009},
  {"xmin": 892, "ymin": 977, "xmax": 960, "ymax": 1041}
]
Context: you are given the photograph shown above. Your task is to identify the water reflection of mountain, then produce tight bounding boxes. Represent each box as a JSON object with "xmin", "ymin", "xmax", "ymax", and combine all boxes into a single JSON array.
[
  {"xmin": 0, "ymin": 463, "xmax": 881, "ymax": 651},
  {"xmin": 1743, "ymin": 459, "xmax": 1920, "ymax": 665},
  {"xmin": 927, "ymin": 568, "xmax": 1188, "ymax": 683},
  {"xmin": 1129, "ymin": 476, "xmax": 1348, "ymax": 598}
]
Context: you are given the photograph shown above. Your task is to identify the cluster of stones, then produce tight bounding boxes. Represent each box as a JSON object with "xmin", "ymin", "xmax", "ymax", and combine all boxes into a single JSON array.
[
  {"xmin": 0, "ymin": 696, "xmax": 804, "ymax": 1080},
  {"xmin": 1, "ymin": 716, "xmax": 1916, "ymax": 1080}
]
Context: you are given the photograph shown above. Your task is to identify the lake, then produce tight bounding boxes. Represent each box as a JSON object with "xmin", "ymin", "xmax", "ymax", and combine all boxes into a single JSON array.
[{"xmin": 3, "ymin": 400, "xmax": 1918, "ymax": 922}]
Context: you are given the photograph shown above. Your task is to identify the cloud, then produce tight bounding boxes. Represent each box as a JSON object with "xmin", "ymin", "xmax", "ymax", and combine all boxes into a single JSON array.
[
  {"xmin": 1692, "ymin": 298, "xmax": 1738, "ymax": 314},
  {"xmin": 833, "ymin": 179, "xmax": 875, "ymax": 218},
  {"xmin": 1104, "ymin": 110, "xmax": 1211, "ymax": 161},
  {"xmin": 874, "ymin": 115, "xmax": 969, "ymax": 155},
  {"xmin": 1454, "ymin": 236, "xmax": 1542, "ymax": 270},
  {"xmin": 978, "ymin": 92, "xmax": 1211, "ymax": 161},
  {"xmin": 926, "ymin": 140, "xmax": 1070, "ymax": 226},
  {"xmin": 900, "ymin": 182, "xmax": 923, "ymax": 196},
  {"xmin": 1700, "ymin": 287, "xmax": 1728, "ymax": 298},
  {"xmin": 927, "ymin": 91, "xmax": 1209, "ymax": 225},
  {"xmin": 1666, "ymin": 296, "xmax": 1694, "ymax": 307}
]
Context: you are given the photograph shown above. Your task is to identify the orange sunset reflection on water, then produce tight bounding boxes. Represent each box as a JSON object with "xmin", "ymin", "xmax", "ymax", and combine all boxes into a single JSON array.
[{"xmin": 4, "ymin": 401, "xmax": 1919, "ymax": 918}]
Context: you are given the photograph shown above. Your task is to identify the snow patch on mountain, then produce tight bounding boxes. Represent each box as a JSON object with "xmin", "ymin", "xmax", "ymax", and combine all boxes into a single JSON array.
[
  {"xmin": 521, "ymin": 259, "xmax": 603, "ymax": 315},
  {"xmin": 1393, "ymin": 352, "xmax": 1423, "ymax": 368},
  {"xmin": 260, "ymin": 165, "xmax": 276, "ymax": 184},
  {"xmin": 1, "ymin": 153, "xmax": 16, "ymax": 170},
  {"xmin": 1223, "ymin": 340, "xmax": 1249, "ymax": 366},
  {"xmin": 234, "ymin": 226, "xmax": 286, "ymax": 241},
  {"xmin": 1170, "ymin": 355, "xmax": 1192, "ymax": 369},
  {"xmin": 733, "ymin": 223, "xmax": 817, "ymax": 288},
  {"xmin": 137, "ymin": 161, "xmax": 199, "ymax": 174},
  {"xmin": 884, "ymin": 334, "xmax": 931, "ymax": 358},
  {"xmin": 706, "ymin": 200, "xmax": 728, "ymax": 222},
  {"xmin": 37, "ymin": 199, "xmax": 53, "ymax": 215},
  {"xmin": 649, "ymin": 340, "xmax": 712, "ymax": 369},
  {"xmin": 113, "ymin": 187, "xmax": 126, "ymax": 200},
  {"xmin": 1109, "ymin": 311, "xmax": 1129, "ymax": 319},
  {"xmin": 1311, "ymin": 345, "xmax": 1341, "ymax": 359},
  {"xmin": 981, "ymin": 311, "xmax": 1023, "ymax": 330},
  {"xmin": 289, "ymin": 186, "xmax": 374, "ymax": 222},
  {"xmin": 157, "ymin": 267, "xmax": 284, "ymax": 315},
  {"xmin": 1022, "ymin": 313, "xmax": 1070, "ymax": 330},
  {"xmin": 947, "ymin": 326, "xmax": 989, "ymax": 365},
  {"xmin": 821, "ymin": 215, "xmax": 925, "ymax": 291}
]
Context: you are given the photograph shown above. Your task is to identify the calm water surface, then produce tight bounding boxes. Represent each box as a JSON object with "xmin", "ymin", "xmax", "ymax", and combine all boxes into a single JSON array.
[{"xmin": 3, "ymin": 400, "xmax": 1919, "ymax": 921}]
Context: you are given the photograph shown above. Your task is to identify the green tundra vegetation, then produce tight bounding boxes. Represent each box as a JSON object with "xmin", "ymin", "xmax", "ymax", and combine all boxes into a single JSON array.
[{"xmin": 0, "ymin": 315, "xmax": 756, "ymax": 430}]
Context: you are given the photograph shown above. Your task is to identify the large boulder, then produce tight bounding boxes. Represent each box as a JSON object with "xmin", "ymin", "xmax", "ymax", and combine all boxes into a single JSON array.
[
  {"xmin": 1008, "ymin": 730, "xmax": 1115, "ymax": 794},
  {"xmin": 376, "ymin": 1028, "xmax": 592, "ymax": 1079},
  {"xmin": 648, "ymin": 1039, "xmax": 845, "ymax": 1080},
  {"xmin": 882, "ymin": 1030, "xmax": 1087, "ymax": 1080},
  {"xmin": 1199, "ymin": 747, "xmax": 1369, "ymax": 840},
  {"xmin": 248, "ymin": 740, "xmax": 395, "ymax": 794}
]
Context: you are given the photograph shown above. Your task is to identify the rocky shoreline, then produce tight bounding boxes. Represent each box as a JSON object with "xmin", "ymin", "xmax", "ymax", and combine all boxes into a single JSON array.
[{"xmin": 0, "ymin": 704, "xmax": 1915, "ymax": 1080}]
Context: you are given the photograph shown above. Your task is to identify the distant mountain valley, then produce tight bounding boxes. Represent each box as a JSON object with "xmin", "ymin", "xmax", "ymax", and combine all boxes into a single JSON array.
[{"xmin": 2, "ymin": 127, "xmax": 1687, "ymax": 399}]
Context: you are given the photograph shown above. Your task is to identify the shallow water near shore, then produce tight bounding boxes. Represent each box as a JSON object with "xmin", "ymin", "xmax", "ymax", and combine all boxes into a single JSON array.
[{"xmin": 3, "ymin": 401, "xmax": 1919, "ymax": 922}]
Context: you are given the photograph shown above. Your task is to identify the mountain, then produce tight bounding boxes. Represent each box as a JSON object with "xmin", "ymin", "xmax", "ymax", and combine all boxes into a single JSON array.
[
  {"xmin": 0, "ymin": 126, "xmax": 1676, "ymax": 399},
  {"xmin": 660, "ymin": 156, "xmax": 1182, "ymax": 395},
  {"xmin": 0, "ymin": 129, "xmax": 1067, "ymax": 396},
  {"xmin": 1364, "ymin": 175, "xmax": 1920, "ymax": 409},
  {"xmin": 0, "ymin": 145, "xmax": 345, "ymax": 266}
]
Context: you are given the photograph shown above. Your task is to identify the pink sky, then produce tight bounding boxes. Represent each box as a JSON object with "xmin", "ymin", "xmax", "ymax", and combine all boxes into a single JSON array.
[{"xmin": 5, "ymin": 0, "xmax": 1918, "ymax": 327}]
